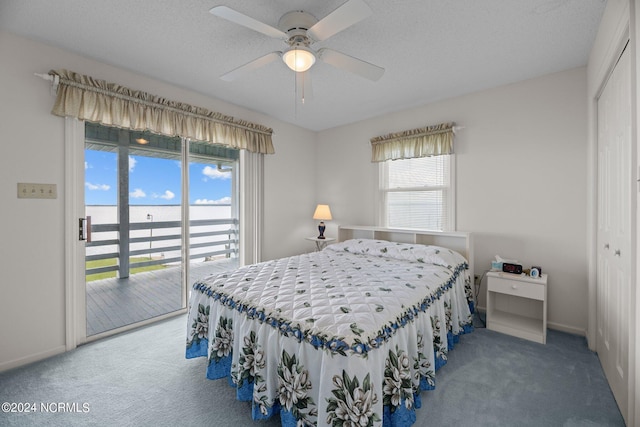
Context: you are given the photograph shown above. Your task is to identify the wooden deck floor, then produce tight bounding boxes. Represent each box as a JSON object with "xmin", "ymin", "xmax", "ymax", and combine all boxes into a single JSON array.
[{"xmin": 86, "ymin": 258, "xmax": 239, "ymax": 336}]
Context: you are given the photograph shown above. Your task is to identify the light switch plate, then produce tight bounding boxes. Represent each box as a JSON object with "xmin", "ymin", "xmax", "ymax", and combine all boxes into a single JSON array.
[{"xmin": 17, "ymin": 183, "xmax": 57, "ymax": 199}]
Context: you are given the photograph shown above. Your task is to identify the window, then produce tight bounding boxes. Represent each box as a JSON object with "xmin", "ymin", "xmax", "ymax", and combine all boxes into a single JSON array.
[{"xmin": 378, "ymin": 154, "xmax": 454, "ymax": 231}]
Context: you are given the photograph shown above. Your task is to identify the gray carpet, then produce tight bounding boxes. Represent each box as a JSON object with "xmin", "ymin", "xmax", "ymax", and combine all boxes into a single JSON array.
[{"xmin": 0, "ymin": 314, "xmax": 624, "ymax": 427}]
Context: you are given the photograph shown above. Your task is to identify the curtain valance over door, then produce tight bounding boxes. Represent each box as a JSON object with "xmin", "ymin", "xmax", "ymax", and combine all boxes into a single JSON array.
[
  {"xmin": 49, "ymin": 69, "xmax": 275, "ymax": 154},
  {"xmin": 370, "ymin": 122, "xmax": 454, "ymax": 162}
]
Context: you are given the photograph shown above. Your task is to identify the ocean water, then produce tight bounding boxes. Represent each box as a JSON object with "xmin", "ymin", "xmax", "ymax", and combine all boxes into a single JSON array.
[{"xmin": 86, "ymin": 205, "xmax": 235, "ymax": 262}]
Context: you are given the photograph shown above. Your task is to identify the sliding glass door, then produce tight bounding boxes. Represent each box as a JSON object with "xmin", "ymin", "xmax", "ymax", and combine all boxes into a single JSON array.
[
  {"xmin": 84, "ymin": 123, "xmax": 238, "ymax": 337},
  {"xmin": 186, "ymin": 154, "xmax": 239, "ymax": 284}
]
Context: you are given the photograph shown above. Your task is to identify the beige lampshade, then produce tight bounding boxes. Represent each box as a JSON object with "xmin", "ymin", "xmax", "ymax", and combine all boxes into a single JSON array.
[{"xmin": 313, "ymin": 204, "xmax": 332, "ymax": 221}]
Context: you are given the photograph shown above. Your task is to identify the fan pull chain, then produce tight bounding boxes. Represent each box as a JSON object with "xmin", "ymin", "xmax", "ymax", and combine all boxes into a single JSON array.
[{"xmin": 294, "ymin": 71, "xmax": 298, "ymax": 118}]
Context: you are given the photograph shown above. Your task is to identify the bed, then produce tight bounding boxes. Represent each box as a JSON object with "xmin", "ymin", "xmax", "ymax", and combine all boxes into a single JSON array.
[{"xmin": 186, "ymin": 227, "xmax": 474, "ymax": 426}]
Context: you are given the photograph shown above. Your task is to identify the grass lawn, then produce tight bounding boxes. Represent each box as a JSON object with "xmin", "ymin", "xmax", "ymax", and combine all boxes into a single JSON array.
[{"xmin": 86, "ymin": 257, "xmax": 167, "ymax": 281}]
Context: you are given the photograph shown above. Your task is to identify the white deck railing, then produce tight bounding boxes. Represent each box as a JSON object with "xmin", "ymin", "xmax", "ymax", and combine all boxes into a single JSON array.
[{"xmin": 85, "ymin": 218, "xmax": 238, "ymax": 278}]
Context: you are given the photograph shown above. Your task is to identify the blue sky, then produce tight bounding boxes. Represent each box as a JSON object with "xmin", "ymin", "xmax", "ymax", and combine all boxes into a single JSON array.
[{"xmin": 85, "ymin": 150, "xmax": 231, "ymax": 205}]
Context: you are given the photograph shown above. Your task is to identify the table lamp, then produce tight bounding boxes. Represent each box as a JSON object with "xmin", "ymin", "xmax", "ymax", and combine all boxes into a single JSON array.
[{"xmin": 313, "ymin": 204, "xmax": 332, "ymax": 239}]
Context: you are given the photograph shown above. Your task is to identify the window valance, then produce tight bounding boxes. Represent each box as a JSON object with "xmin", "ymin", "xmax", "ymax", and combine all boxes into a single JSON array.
[
  {"xmin": 49, "ymin": 69, "xmax": 275, "ymax": 154},
  {"xmin": 370, "ymin": 122, "xmax": 454, "ymax": 162}
]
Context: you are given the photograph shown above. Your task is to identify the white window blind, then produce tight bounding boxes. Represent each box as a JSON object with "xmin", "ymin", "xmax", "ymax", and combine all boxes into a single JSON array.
[{"xmin": 380, "ymin": 155, "xmax": 454, "ymax": 231}]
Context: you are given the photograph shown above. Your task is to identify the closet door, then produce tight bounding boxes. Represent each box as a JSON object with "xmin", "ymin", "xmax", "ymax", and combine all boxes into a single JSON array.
[{"xmin": 596, "ymin": 43, "xmax": 631, "ymax": 423}]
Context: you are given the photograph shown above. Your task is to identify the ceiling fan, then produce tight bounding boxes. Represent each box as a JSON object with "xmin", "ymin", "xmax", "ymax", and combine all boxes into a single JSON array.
[{"xmin": 210, "ymin": 0, "xmax": 385, "ymax": 91}]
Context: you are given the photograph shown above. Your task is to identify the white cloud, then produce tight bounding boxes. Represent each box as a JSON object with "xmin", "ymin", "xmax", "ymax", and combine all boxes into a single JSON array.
[
  {"xmin": 85, "ymin": 182, "xmax": 110, "ymax": 191},
  {"xmin": 159, "ymin": 190, "xmax": 175, "ymax": 200},
  {"xmin": 195, "ymin": 197, "xmax": 231, "ymax": 205},
  {"xmin": 129, "ymin": 156, "xmax": 137, "ymax": 172},
  {"xmin": 130, "ymin": 188, "xmax": 146, "ymax": 198},
  {"xmin": 151, "ymin": 190, "xmax": 175, "ymax": 200},
  {"xmin": 202, "ymin": 165, "xmax": 231, "ymax": 180},
  {"xmin": 85, "ymin": 161, "xmax": 90, "ymax": 170}
]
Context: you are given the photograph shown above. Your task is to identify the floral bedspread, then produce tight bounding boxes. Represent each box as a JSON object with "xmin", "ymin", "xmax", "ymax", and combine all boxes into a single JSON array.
[{"xmin": 186, "ymin": 239, "xmax": 474, "ymax": 427}]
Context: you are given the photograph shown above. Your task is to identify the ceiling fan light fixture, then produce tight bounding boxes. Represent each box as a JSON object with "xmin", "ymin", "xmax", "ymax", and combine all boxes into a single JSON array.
[{"xmin": 283, "ymin": 46, "xmax": 316, "ymax": 72}]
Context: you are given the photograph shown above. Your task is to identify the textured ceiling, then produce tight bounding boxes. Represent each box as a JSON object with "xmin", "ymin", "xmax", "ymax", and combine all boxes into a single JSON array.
[{"xmin": 0, "ymin": 0, "xmax": 607, "ymax": 131}]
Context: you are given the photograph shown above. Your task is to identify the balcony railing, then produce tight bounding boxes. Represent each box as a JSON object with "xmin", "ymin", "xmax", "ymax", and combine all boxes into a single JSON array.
[{"xmin": 85, "ymin": 218, "xmax": 238, "ymax": 277}]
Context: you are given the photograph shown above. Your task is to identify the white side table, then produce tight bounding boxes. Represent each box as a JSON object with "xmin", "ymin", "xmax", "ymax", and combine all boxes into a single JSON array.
[
  {"xmin": 306, "ymin": 237, "xmax": 336, "ymax": 251},
  {"xmin": 486, "ymin": 271, "xmax": 548, "ymax": 344}
]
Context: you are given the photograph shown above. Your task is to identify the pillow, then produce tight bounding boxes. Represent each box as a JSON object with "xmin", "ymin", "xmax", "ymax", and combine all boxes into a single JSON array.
[{"xmin": 325, "ymin": 238, "xmax": 467, "ymax": 270}]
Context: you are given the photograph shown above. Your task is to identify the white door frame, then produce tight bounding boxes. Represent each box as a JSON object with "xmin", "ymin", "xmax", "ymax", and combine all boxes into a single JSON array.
[
  {"xmin": 589, "ymin": 4, "xmax": 631, "ymax": 355},
  {"xmin": 634, "ymin": 1, "xmax": 640, "ymax": 422},
  {"xmin": 588, "ymin": 2, "xmax": 637, "ymax": 423},
  {"xmin": 596, "ymin": 41, "xmax": 633, "ymax": 422},
  {"xmin": 64, "ymin": 117, "xmax": 87, "ymax": 350}
]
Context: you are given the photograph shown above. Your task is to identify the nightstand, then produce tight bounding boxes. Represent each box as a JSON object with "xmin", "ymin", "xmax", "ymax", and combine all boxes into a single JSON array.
[
  {"xmin": 305, "ymin": 237, "xmax": 336, "ymax": 251},
  {"xmin": 486, "ymin": 271, "xmax": 548, "ymax": 344}
]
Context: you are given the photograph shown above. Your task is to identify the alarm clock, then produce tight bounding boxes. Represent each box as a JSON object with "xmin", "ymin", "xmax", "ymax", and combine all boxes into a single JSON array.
[
  {"xmin": 530, "ymin": 266, "xmax": 542, "ymax": 278},
  {"xmin": 502, "ymin": 262, "xmax": 523, "ymax": 274}
]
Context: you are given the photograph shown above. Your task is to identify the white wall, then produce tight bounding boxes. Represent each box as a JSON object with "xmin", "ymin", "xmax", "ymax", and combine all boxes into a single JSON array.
[
  {"xmin": 316, "ymin": 67, "xmax": 589, "ymax": 334},
  {"xmin": 263, "ymin": 124, "xmax": 319, "ymax": 260},
  {"xmin": 0, "ymin": 31, "xmax": 316, "ymax": 371}
]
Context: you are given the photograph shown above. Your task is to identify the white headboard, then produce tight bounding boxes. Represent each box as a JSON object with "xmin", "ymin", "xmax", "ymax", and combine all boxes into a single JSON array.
[{"xmin": 338, "ymin": 225, "xmax": 474, "ymax": 281}]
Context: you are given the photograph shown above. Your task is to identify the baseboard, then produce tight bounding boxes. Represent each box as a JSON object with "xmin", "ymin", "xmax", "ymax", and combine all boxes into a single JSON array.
[
  {"xmin": 547, "ymin": 321, "xmax": 586, "ymax": 337},
  {"xmin": 0, "ymin": 345, "xmax": 67, "ymax": 373}
]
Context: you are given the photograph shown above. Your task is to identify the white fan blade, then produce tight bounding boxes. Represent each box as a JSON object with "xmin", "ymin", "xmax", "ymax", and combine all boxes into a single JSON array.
[
  {"xmin": 317, "ymin": 48, "xmax": 384, "ymax": 81},
  {"xmin": 220, "ymin": 52, "xmax": 281, "ymax": 81},
  {"xmin": 295, "ymin": 71, "xmax": 314, "ymax": 104},
  {"xmin": 308, "ymin": 0, "xmax": 372, "ymax": 42},
  {"xmin": 210, "ymin": 6, "xmax": 287, "ymax": 40}
]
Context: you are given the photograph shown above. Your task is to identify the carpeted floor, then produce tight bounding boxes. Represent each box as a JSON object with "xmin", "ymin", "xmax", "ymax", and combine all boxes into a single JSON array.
[{"xmin": 0, "ymin": 314, "xmax": 624, "ymax": 427}]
